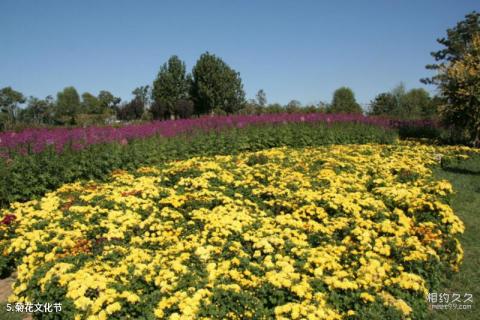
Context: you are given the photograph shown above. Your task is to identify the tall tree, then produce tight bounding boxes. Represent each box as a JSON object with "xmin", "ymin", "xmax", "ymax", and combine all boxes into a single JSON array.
[
  {"xmin": 368, "ymin": 92, "xmax": 397, "ymax": 116},
  {"xmin": 438, "ymin": 33, "xmax": 480, "ymax": 146},
  {"xmin": 256, "ymin": 89, "xmax": 267, "ymax": 107},
  {"xmin": 81, "ymin": 92, "xmax": 101, "ymax": 114},
  {"xmin": 286, "ymin": 100, "xmax": 301, "ymax": 113},
  {"xmin": 369, "ymin": 84, "xmax": 435, "ymax": 119},
  {"xmin": 190, "ymin": 52, "xmax": 245, "ymax": 115},
  {"xmin": 402, "ymin": 88, "xmax": 432, "ymax": 119},
  {"xmin": 152, "ymin": 55, "xmax": 190, "ymax": 119},
  {"xmin": 132, "ymin": 86, "xmax": 150, "ymax": 108},
  {"xmin": 20, "ymin": 96, "xmax": 53, "ymax": 124},
  {"xmin": 329, "ymin": 87, "xmax": 362, "ymax": 114},
  {"xmin": 98, "ymin": 90, "xmax": 121, "ymax": 113},
  {"xmin": 422, "ymin": 11, "xmax": 480, "ymax": 85},
  {"xmin": 56, "ymin": 86, "xmax": 81, "ymax": 124},
  {"xmin": 0, "ymin": 87, "xmax": 25, "ymax": 126},
  {"xmin": 117, "ymin": 99, "xmax": 144, "ymax": 121}
]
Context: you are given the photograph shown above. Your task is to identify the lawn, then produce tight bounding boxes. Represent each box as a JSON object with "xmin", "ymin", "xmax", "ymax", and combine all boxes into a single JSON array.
[{"xmin": 430, "ymin": 168, "xmax": 480, "ymax": 320}]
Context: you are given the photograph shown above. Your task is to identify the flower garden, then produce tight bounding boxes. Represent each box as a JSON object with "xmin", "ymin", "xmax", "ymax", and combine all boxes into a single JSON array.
[{"xmin": 1, "ymin": 130, "xmax": 477, "ymax": 319}]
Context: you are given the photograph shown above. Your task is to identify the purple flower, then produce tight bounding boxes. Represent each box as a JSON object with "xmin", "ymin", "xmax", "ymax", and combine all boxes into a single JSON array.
[{"xmin": 0, "ymin": 113, "xmax": 433, "ymax": 158}]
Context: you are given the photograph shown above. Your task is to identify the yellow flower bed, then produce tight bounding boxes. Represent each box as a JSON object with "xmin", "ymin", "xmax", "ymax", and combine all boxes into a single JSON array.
[{"xmin": 0, "ymin": 143, "xmax": 473, "ymax": 319}]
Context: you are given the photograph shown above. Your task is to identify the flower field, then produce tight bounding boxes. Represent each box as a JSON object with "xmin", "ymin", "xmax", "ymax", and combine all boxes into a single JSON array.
[
  {"xmin": 0, "ymin": 142, "xmax": 474, "ymax": 319},
  {"xmin": 0, "ymin": 113, "xmax": 434, "ymax": 157}
]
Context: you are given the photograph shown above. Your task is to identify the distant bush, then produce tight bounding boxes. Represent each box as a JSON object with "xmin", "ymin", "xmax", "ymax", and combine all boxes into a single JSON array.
[
  {"xmin": 388, "ymin": 119, "xmax": 444, "ymax": 141},
  {"xmin": 397, "ymin": 125, "xmax": 443, "ymax": 140}
]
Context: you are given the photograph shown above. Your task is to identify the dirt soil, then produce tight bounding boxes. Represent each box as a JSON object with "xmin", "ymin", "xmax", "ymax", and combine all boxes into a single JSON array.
[{"xmin": 0, "ymin": 273, "xmax": 32, "ymax": 320}]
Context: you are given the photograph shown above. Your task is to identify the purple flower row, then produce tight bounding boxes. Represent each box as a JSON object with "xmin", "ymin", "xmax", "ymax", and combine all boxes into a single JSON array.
[{"xmin": 0, "ymin": 113, "xmax": 436, "ymax": 157}]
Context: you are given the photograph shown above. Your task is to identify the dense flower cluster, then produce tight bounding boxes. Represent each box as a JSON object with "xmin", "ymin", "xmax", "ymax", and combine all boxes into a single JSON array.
[
  {"xmin": 0, "ymin": 113, "xmax": 434, "ymax": 157},
  {"xmin": 0, "ymin": 143, "xmax": 470, "ymax": 319}
]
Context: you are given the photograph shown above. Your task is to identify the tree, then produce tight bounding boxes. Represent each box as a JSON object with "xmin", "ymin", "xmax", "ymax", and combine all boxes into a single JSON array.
[
  {"xmin": 256, "ymin": 89, "xmax": 267, "ymax": 107},
  {"xmin": 81, "ymin": 92, "xmax": 101, "ymax": 114},
  {"xmin": 0, "ymin": 87, "xmax": 25, "ymax": 127},
  {"xmin": 402, "ymin": 88, "xmax": 433, "ymax": 118},
  {"xmin": 150, "ymin": 101, "xmax": 169, "ymax": 120},
  {"xmin": 238, "ymin": 99, "xmax": 259, "ymax": 115},
  {"xmin": 56, "ymin": 86, "xmax": 81, "ymax": 124},
  {"xmin": 117, "ymin": 98, "xmax": 144, "ymax": 121},
  {"xmin": 174, "ymin": 99, "xmax": 194, "ymax": 119},
  {"xmin": 422, "ymin": 11, "xmax": 480, "ymax": 85},
  {"xmin": 438, "ymin": 33, "xmax": 480, "ymax": 146},
  {"xmin": 368, "ymin": 92, "xmax": 397, "ymax": 116},
  {"xmin": 265, "ymin": 103, "xmax": 284, "ymax": 114},
  {"xmin": 329, "ymin": 87, "xmax": 362, "ymax": 114},
  {"xmin": 368, "ymin": 85, "xmax": 436, "ymax": 119},
  {"xmin": 19, "ymin": 96, "xmax": 54, "ymax": 124},
  {"xmin": 152, "ymin": 55, "xmax": 190, "ymax": 119},
  {"xmin": 132, "ymin": 86, "xmax": 151, "ymax": 108},
  {"xmin": 98, "ymin": 90, "xmax": 121, "ymax": 113},
  {"xmin": 428, "ymin": 96, "xmax": 443, "ymax": 118},
  {"xmin": 286, "ymin": 100, "xmax": 301, "ymax": 113},
  {"xmin": 190, "ymin": 52, "xmax": 245, "ymax": 115}
]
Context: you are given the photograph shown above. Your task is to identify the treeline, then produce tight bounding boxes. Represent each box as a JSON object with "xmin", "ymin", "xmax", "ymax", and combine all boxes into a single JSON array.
[
  {"xmin": 0, "ymin": 52, "xmax": 248, "ymax": 130},
  {"xmin": 1, "ymin": 11, "xmax": 479, "ymax": 145},
  {"xmin": 0, "ymin": 52, "xmax": 441, "ymax": 131},
  {"xmin": 0, "ymin": 52, "xmax": 441, "ymax": 132},
  {"xmin": 0, "ymin": 67, "xmax": 439, "ymax": 132},
  {"xmin": 0, "ymin": 87, "xmax": 121, "ymax": 129}
]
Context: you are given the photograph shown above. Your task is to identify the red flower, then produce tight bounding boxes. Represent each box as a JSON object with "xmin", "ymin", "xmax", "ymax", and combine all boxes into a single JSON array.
[{"xmin": 1, "ymin": 214, "xmax": 16, "ymax": 225}]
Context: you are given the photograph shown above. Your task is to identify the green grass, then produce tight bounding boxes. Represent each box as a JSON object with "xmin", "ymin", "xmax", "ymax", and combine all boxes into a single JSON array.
[{"xmin": 430, "ymin": 168, "xmax": 480, "ymax": 319}]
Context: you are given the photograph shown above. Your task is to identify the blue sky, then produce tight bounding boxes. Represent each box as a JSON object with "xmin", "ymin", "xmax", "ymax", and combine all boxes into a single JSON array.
[{"xmin": 1, "ymin": 1, "xmax": 479, "ymax": 107}]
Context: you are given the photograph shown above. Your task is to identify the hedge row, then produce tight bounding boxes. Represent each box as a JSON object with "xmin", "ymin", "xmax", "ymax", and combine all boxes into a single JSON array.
[
  {"xmin": 441, "ymin": 153, "xmax": 480, "ymax": 174},
  {"xmin": 0, "ymin": 122, "xmax": 398, "ymax": 208}
]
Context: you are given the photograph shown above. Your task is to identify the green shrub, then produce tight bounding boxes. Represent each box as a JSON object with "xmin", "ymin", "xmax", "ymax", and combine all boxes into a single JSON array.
[
  {"xmin": 397, "ymin": 125, "xmax": 443, "ymax": 140},
  {"xmin": 441, "ymin": 153, "xmax": 480, "ymax": 174}
]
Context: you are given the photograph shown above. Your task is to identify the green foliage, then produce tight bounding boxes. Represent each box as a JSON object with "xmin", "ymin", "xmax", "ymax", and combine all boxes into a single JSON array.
[
  {"xmin": 81, "ymin": 92, "xmax": 101, "ymax": 114},
  {"xmin": 438, "ymin": 33, "xmax": 480, "ymax": 146},
  {"xmin": 0, "ymin": 122, "xmax": 397, "ymax": 208},
  {"xmin": 246, "ymin": 154, "xmax": 269, "ymax": 166},
  {"xmin": 98, "ymin": 90, "xmax": 121, "ymax": 112},
  {"xmin": 285, "ymin": 100, "xmax": 302, "ymax": 113},
  {"xmin": 397, "ymin": 125, "xmax": 443, "ymax": 140},
  {"xmin": 0, "ymin": 303, "xmax": 23, "ymax": 320},
  {"xmin": 369, "ymin": 92, "xmax": 397, "ymax": 116},
  {"xmin": 264, "ymin": 103, "xmax": 284, "ymax": 114},
  {"xmin": 152, "ymin": 55, "xmax": 191, "ymax": 119},
  {"xmin": 368, "ymin": 84, "xmax": 438, "ymax": 119},
  {"xmin": 329, "ymin": 87, "xmax": 362, "ymax": 114},
  {"xmin": 0, "ymin": 87, "xmax": 25, "ymax": 129},
  {"xmin": 56, "ymin": 86, "xmax": 81, "ymax": 124},
  {"xmin": 441, "ymin": 153, "xmax": 480, "ymax": 174},
  {"xmin": 117, "ymin": 98, "xmax": 145, "ymax": 121},
  {"xmin": 422, "ymin": 11, "xmax": 480, "ymax": 146},
  {"xmin": 132, "ymin": 86, "xmax": 150, "ymax": 107},
  {"xmin": 422, "ymin": 11, "xmax": 480, "ymax": 85},
  {"xmin": 0, "ymin": 249, "xmax": 15, "ymax": 278},
  {"xmin": 190, "ymin": 52, "xmax": 246, "ymax": 115},
  {"xmin": 18, "ymin": 96, "xmax": 55, "ymax": 125},
  {"xmin": 199, "ymin": 288, "xmax": 270, "ymax": 318},
  {"xmin": 255, "ymin": 89, "xmax": 267, "ymax": 107},
  {"xmin": 1, "ymin": 90, "xmax": 120, "ymax": 130},
  {"xmin": 403, "ymin": 88, "xmax": 436, "ymax": 118}
]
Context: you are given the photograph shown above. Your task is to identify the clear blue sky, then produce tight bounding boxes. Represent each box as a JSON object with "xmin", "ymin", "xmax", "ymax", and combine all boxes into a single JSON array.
[{"xmin": 1, "ymin": 0, "xmax": 479, "ymax": 107}]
